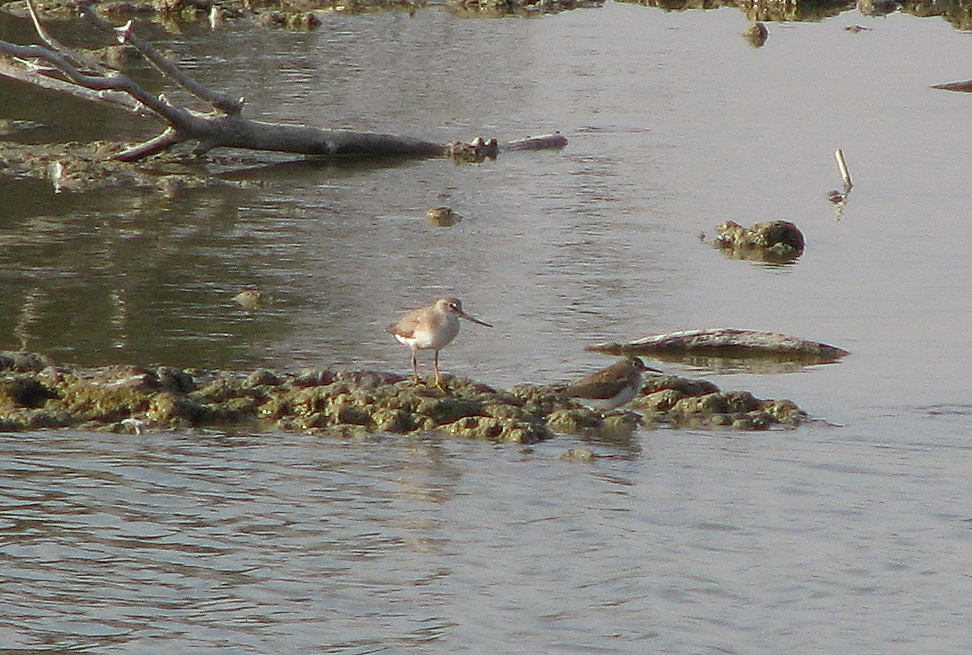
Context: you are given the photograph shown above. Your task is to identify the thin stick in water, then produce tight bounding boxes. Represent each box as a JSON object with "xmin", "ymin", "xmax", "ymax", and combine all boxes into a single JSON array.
[{"xmin": 835, "ymin": 148, "xmax": 853, "ymax": 191}]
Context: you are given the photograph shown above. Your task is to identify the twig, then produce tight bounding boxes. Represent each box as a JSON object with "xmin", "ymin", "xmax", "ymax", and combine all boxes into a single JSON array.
[
  {"xmin": 827, "ymin": 148, "xmax": 854, "ymax": 219},
  {"xmin": 25, "ymin": 0, "xmax": 108, "ymax": 75},
  {"xmin": 115, "ymin": 128, "xmax": 182, "ymax": 162},
  {"xmin": 0, "ymin": 40, "xmax": 191, "ymax": 126},
  {"xmin": 0, "ymin": 54, "xmax": 149, "ymax": 115},
  {"xmin": 81, "ymin": 8, "xmax": 243, "ymax": 115},
  {"xmin": 835, "ymin": 148, "xmax": 852, "ymax": 192}
]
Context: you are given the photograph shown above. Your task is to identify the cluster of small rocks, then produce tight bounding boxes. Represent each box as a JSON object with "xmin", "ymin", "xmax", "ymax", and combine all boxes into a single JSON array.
[{"xmin": 0, "ymin": 351, "xmax": 807, "ymax": 442}]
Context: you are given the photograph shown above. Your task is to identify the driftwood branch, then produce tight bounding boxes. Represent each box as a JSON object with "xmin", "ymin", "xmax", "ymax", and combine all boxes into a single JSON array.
[
  {"xmin": 81, "ymin": 9, "xmax": 245, "ymax": 115},
  {"xmin": 0, "ymin": 53, "xmax": 149, "ymax": 114},
  {"xmin": 0, "ymin": 1, "xmax": 568, "ymax": 163},
  {"xmin": 28, "ymin": 0, "xmax": 111, "ymax": 77}
]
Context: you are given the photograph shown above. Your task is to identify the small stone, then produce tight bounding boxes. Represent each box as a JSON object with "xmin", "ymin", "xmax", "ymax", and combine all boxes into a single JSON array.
[
  {"xmin": 743, "ymin": 22, "xmax": 768, "ymax": 47},
  {"xmin": 426, "ymin": 206, "xmax": 462, "ymax": 227},
  {"xmin": 0, "ymin": 377, "xmax": 54, "ymax": 409},
  {"xmin": 561, "ymin": 448, "xmax": 596, "ymax": 462},
  {"xmin": 247, "ymin": 369, "xmax": 282, "ymax": 387},
  {"xmin": 234, "ymin": 289, "xmax": 264, "ymax": 310},
  {"xmin": 712, "ymin": 220, "xmax": 805, "ymax": 264}
]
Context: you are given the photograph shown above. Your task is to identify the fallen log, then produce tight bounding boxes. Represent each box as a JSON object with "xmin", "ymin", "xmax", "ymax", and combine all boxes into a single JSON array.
[{"xmin": 0, "ymin": 0, "xmax": 567, "ymax": 163}]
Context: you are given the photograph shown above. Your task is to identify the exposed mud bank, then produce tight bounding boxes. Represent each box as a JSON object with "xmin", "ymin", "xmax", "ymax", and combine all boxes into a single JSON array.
[
  {"xmin": 0, "ymin": 140, "xmax": 252, "ymax": 192},
  {"xmin": 0, "ymin": 351, "xmax": 808, "ymax": 441}
]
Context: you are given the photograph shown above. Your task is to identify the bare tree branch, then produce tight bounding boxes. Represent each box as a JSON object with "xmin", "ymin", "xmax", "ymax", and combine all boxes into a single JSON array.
[
  {"xmin": 0, "ymin": 1, "xmax": 568, "ymax": 164},
  {"xmin": 82, "ymin": 9, "xmax": 245, "ymax": 115},
  {"xmin": 0, "ymin": 53, "xmax": 149, "ymax": 114},
  {"xmin": 115, "ymin": 127, "xmax": 182, "ymax": 162},
  {"xmin": 27, "ymin": 0, "xmax": 110, "ymax": 76}
]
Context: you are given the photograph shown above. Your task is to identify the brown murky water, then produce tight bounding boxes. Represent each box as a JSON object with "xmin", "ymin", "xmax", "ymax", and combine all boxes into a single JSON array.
[{"xmin": 2, "ymin": 4, "xmax": 972, "ymax": 653}]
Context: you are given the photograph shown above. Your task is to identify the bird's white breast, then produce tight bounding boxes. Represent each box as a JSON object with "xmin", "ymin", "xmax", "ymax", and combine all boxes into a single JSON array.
[{"xmin": 397, "ymin": 314, "xmax": 460, "ymax": 350}]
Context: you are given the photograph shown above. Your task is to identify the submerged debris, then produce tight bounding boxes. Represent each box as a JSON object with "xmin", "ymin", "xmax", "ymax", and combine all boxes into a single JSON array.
[{"xmin": 0, "ymin": 351, "xmax": 809, "ymax": 439}]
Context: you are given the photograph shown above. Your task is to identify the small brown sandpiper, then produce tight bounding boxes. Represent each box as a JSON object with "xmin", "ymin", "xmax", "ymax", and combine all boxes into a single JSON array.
[
  {"xmin": 387, "ymin": 297, "xmax": 493, "ymax": 387},
  {"xmin": 565, "ymin": 356, "xmax": 660, "ymax": 411}
]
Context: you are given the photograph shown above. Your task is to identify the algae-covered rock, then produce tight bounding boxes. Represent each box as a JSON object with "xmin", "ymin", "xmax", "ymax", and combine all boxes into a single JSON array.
[
  {"xmin": 637, "ymin": 388, "xmax": 685, "ymax": 413},
  {"xmin": 546, "ymin": 407, "xmax": 604, "ymax": 434},
  {"xmin": 331, "ymin": 403, "xmax": 373, "ymax": 426},
  {"xmin": 424, "ymin": 397, "xmax": 484, "ymax": 425},
  {"xmin": 0, "ymin": 350, "xmax": 810, "ymax": 439},
  {"xmin": 561, "ymin": 448, "xmax": 597, "ymax": 462},
  {"xmin": 0, "ymin": 376, "xmax": 55, "ymax": 409},
  {"xmin": 711, "ymin": 220, "xmax": 805, "ymax": 264},
  {"xmin": 635, "ymin": 388, "xmax": 809, "ymax": 429},
  {"xmin": 445, "ymin": 0, "xmax": 604, "ymax": 17},
  {"xmin": 373, "ymin": 408, "xmax": 418, "ymax": 434},
  {"xmin": 0, "ymin": 351, "xmax": 55, "ymax": 373},
  {"xmin": 55, "ymin": 377, "xmax": 153, "ymax": 423},
  {"xmin": 743, "ymin": 22, "xmax": 768, "ymax": 47},
  {"xmin": 146, "ymin": 392, "xmax": 207, "ymax": 424}
]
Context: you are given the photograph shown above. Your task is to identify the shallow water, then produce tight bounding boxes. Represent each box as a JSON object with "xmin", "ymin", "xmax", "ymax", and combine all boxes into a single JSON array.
[
  {"xmin": 2, "ymin": 3, "xmax": 972, "ymax": 653},
  {"xmin": 2, "ymin": 423, "xmax": 971, "ymax": 653}
]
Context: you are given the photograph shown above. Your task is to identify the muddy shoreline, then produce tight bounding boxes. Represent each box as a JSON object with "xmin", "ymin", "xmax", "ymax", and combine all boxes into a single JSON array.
[
  {"xmin": 5, "ymin": 0, "xmax": 970, "ymax": 28},
  {"xmin": 0, "ymin": 351, "xmax": 808, "ymax": 440},
  {"xmin": 5, "ymin": 0, "xmax": 969, "ymax": 24}
]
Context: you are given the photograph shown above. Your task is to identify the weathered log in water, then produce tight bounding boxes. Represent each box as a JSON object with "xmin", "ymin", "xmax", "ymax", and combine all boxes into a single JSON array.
[
  {"xmin": 0, "ymin": 19, "xmax": 445, "ymax": 162},
  {"xmin": 0, "ymin": 2, "xmax": 568, "ymax": 165},
  {"xmin": 588, "ymin": 328, "xmax": 849, "ymax": 365},
  {"xmin": 0, "ymin": 351, "xmax": 808, "ymax": 440}
]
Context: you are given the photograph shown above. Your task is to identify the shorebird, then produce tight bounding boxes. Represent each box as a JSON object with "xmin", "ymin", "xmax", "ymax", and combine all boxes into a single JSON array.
[
  {"xmin": 565, "ymin": 356, "xmax": 660, "ymax": 411},
  {"xmin": 387, "ymin": 297, "xmax": 492, "ymax": 387}
]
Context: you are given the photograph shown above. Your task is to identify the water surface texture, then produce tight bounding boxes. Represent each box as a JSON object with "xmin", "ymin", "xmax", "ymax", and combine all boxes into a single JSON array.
[{"xmin": 2, "ymin": 3, "xmax": 972, "ymax": 653}]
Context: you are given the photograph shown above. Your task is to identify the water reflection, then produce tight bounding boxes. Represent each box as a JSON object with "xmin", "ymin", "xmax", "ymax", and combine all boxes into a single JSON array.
[{"xmin": 0, "ymin": 180, "xmax": 298, "ymax": 367}]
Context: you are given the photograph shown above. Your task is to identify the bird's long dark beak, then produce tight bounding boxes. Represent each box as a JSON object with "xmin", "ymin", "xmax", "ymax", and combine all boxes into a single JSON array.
[{"xmin": 458, "ymin": 311, "xmax": 493, "ymax": 328}]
